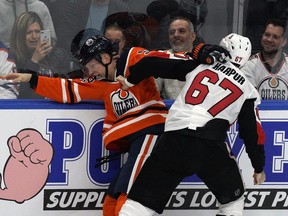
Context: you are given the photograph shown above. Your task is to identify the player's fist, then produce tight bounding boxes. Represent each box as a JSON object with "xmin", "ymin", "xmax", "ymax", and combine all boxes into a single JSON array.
[
  {"xmin": 116, "ymin": 75, "xmax": 134, "ymax": 90},
  {"xmin": 190, "ymin": 43, "xmax": 231, "ymax": 65}
]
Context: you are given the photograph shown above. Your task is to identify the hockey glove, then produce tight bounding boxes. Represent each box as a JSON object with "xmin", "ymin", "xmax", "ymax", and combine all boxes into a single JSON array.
[{"xmin": 190, "ymin": 43, "xmax": 231, "ymax": 65}]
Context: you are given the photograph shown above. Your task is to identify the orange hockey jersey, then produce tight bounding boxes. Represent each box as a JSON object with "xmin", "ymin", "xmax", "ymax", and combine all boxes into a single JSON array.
[{"xmin": 33, "ymin": 47, "xmax": 168, "ymax": 152}]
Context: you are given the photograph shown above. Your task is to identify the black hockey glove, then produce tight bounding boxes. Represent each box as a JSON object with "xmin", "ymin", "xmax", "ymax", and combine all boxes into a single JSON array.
[{"xmin": 189, "ymin": 43, "xmax": 231, "ymax": 65}]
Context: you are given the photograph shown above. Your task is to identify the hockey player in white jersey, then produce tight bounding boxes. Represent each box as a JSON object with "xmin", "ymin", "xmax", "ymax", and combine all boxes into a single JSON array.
[{"xmin": 117, "ymin": 33, "xmax": 266, "ymax": 216}]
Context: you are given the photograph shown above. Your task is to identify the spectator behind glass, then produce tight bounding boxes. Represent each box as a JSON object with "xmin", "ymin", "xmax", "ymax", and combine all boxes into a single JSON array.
[
  {"xmin": 104, "ymin": 12, "xmax": 160, "ymax": 50},
  {"xmin": 244, "ymin": 0, "xmax": 288, "ymax": 54},
  {"xmin": 178, "ymin": 0, "xmax": 208, "ymax": 32},
  {"xmin": 146, "ymin": 0, "xmax": 207, "ymax": 50},
  {"xmin": 155, "ymin": 17, "xmax": 196, "ymax": 99},
  {"xmin": 104, "ymin": 24, "xmax": 126, "ymax": 57},
  {"xmin": 241, "ymin": 18, "xmax": 288, "ymax": 100},
  {"xmin": 10, "ymin": 11, "xmax": 70, "ymax": 98},
  {"xmin": 53, "ymin": 0, "xmax": 130, "ymax": 61},
  {"xmin": 0, "ymin": 41, "xmax": 19, "ymax": 99},
  {"xmin": 146, "ymin": 0, "xmax": 179, "ymax": 50},
  {"xmin": 177, "ymin": 0, "xmax": 206, "ymax": 47},
  {"xmin": 0, "ymin": 0, "xmax": 57, "ymax": 48}
]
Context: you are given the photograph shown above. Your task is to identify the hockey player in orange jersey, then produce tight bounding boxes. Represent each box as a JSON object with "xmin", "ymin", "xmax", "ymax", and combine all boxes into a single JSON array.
[{"xmin": 1, "ymin": 34, "xmax": 230, "ymax": 215}]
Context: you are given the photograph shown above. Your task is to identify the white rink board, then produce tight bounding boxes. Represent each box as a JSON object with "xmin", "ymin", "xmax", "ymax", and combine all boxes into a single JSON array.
[{"xmin": 0, "ymin": 100, "xmax": 287, "ymax": 216}]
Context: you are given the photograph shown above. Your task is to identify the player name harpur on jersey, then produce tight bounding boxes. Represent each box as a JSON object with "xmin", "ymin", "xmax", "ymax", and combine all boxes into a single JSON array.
[{"xmin": 212, "ymin": 62, "xmax": 245, "ymax": 85}]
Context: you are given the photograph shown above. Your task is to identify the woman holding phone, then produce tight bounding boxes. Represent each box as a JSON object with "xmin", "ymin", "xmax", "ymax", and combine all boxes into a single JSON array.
[{"xmin": 9, "ymin": 11, "xmax": 70, "ymax": 98}]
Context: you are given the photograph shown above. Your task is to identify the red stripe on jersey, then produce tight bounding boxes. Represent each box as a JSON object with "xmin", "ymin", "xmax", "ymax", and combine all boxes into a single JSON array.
[
  {"xmin": 257, "ymin": 121, "xmax": 266, "ymax": 145},
  {"xmin": 255, "ymin": 108, "xmax": 266, "ymax": 145},
  {"xmin": 148, "ymin": 50, "xmax": 189, "ymax": 60},
  {"xmin": 147, "ymin": 50, "xmax": 171, "ymax": 58}
]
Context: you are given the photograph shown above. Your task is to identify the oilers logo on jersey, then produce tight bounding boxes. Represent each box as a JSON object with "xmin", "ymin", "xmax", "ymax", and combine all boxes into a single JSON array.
[
  {"xmin": 257, "ymin": 76, "xmax": 288, "ymax": 100},
  {"xmin": 111, "ymin": 89, "xmax": 139, "ymax": 117}
]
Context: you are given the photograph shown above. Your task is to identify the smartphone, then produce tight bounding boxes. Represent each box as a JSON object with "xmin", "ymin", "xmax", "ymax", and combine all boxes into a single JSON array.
[{"xmin": 40, "ymin": 29, "xmax": 51, "ymax": 46}]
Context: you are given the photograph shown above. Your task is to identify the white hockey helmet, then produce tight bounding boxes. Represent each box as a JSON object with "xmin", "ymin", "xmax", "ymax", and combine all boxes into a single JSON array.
[{"xmin": 219, "ymin": 33, "xmax": 251, "ymax": 68}]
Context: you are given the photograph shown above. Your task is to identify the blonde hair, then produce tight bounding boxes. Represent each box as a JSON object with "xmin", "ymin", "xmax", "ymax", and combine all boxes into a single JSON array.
[{"xmin": 10, "ymin": 11, "xmax": 44, "ymax": 64}]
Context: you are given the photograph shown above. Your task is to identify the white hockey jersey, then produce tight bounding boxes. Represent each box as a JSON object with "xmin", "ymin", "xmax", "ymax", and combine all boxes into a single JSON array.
[
  {"xmin": 126, "ymin": 53, "xmax": 266, "ymax": 172},
  {"xmin": 241, "ymin": 52, "xmax": 288, "ymax": 100},
  {"xmin": 127, "ymin": 51, "xmax": 262, "ymax": 134},
  {"xmin": 0, "ymin": 41, "xmax": 19, "ymax": 98},
  {"xmin": 165, "ymin": 61, "xmax": 261, "ymax": 131}
]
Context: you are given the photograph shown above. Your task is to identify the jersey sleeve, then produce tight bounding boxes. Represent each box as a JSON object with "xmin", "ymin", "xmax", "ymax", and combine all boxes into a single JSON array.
[
  {"xmin": 32, "ymin": 75, "xmax": 110, "ymax": 103},
  {"xmin": 127, "ymin": 51, "xmax": 200, "ymax": 84},
  {"xmin": 237, "ymin": 99, "xmax": 265, "ymax": 173}
]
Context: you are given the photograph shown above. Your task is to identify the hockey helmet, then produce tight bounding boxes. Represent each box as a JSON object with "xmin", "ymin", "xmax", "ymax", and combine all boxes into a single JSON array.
[
  {"xmin": 77, "ymin": 35, "xmax": 114, "ymax": 66},
  {"xmin": 219, "ymin": 33, "xmax": 251, "ymax": 68},
  {"xmin": 71, "ymin": 28, "xmax": 101, "ymax": 57}
]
